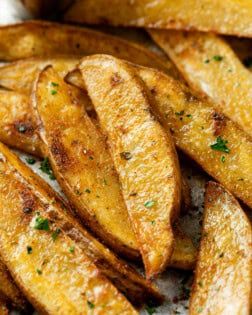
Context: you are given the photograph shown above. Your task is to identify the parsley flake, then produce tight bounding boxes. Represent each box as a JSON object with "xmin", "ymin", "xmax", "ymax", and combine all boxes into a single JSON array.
[
  {"xmin": 36, "ymin": 269, "xmax": 42, "ymax": 275},
  {"xmin": 34, "ymin": 215, "xmax": 50, "ymax": 231},
  {"xmin": 52, "ymin": 228, "xmax": 61, "ymax": 242},
  {"xmin": 69, "ymin": 246, "xmax": 75, "ymax": 252},
  {"xmin": 27, "ymin": 246, "xmax": 32, "ymax": 254},
  {"xmin": 40, "ymin": 157, "xmax": 56, "ymax": 180},
  {"xmin": 146, "ymin": 306, "xmax": 156, "ymax": 315},
  {"xmin": 51, "ymin": 89, "xmax": 57, "ymax": 95},
  {"xmin": 26, "ymin": 158, "xmax": 36, "ymax": 165},
  {"xmin": 87, "ymin": 301, "xmax": 95, "ymax": 308},
  {"xmin": 144, "ymin": 200, "xmax": 157, "ymax": 208},
  {"xmin": 51, "ymin": 82, "xmax": 59, "ymax": 87},
  {"xmin": 210, "ymin": 136, "xmax": 230, "ymax": 153},
  {"xmin": 213, "ymin": 55, "xmax": 223, "ymax": 61}
]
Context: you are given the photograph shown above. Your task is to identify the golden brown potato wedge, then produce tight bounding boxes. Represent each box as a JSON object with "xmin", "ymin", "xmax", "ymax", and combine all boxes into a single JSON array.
[
  {"xmin": 33, "ymin": 65, "xmax": 196, "ymax": 270},
  {"xmin": 67, "ymin": 66, "xmax": 252, "ymax": 208},
  {"xmin": 64, "ymin": 0, "xmax": 252, "ymax": 37},
  {"xmin": 0, "ymin": 90, "xmax": 41, "ymax": 156},
  {"xmin": 149, "ymin": 30, "xmax": 252, "ymax": 137},
  {"xmin": 0, "ymin": 260, "xmax": 27, "ymax": 310},
  {"xmin": 79, "ymin": 55, "xmax": 181, "ymax": 279},
  {"xmin": 0, "ymin": 142, "xmax": 164, "ymax": 310},
  {"xmin": 0, "ymin": 21, "xmax": 176, "ymax": 77},
  {"xmin": 189, "ymin": 181, "xmax": 251, "ymax": 314},
  {"xmin": 0, "ymin": 300, "xmax": 8, "ymax": 315},
  {"xmin": 0, "ymin": 56, "xmax": 80, "ymax": 95},
  {"xmin": 181, "ymin": 174, "xmax": 191, "ymax": 214}
]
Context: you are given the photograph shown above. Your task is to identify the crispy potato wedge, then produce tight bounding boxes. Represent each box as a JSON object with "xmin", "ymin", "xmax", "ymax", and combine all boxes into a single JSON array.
[
  {"xmin": 0, "ymin": 142, "xmax": 164, "ymax": 311},
  {"xmin": 0, "ymin": 260, "xmax": 27, "ymax": 310},
  {"xmin": 0, "ymin": 90, "xmax": 41, "ymax": 156},
  {"xmin": 181, "ymin": 174, "xmax": 191, "ymax": 214},
  {"xmin": 80, "ymin": 55, "xmax": 181, "ymax": 279},
  {"xmin": 64, "ymin": 0, "xmax": 252, "ymax": 37},
  {"xmin": 0, "ymin": 21, "xmax": 176, "ymax": 77},
  {"xmin": 149, "ymin": 30, "xmax": 252, "ymax": 137},
  {"xmin": 0, "ymin": 56, "xmax": 80, "ymax": 95},
  {"xmin": 189, "ymin": 181, "xmax": 251, "ymax": 314},
  {"xmin": 0, "ymin": 300, "xmax": 7, "ymax": 315},
  {"xmin": 33, "ymin": 65, "xmax": 196, "ymax": 269},
  {"xmin": 67, "ymin": 66, "xmax": 252, "ymax": 208}
]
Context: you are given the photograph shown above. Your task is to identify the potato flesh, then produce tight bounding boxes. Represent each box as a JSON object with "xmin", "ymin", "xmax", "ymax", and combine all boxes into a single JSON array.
[
  {"xmin": 189, "ymin": 181, "xmax": 251, "ymax": 314},
  {"xmin": 149, "ymin": 30, "xmax": 252, "ymax": 137},
  {"xmin": 80, "ymin": 55, "xmax": 182, "ymax": 279},
  {"xmin": 64, "ymin": 0, "xmax": 252, "ymax": 37},
  {"xmin": 0, "ymin": 142, "xmax": 139, "ymax": 314},
  {"xmin": 0, "ymin": 90, "xmax": 41, "ymax": 156},
  {"xmin": 0, "ymin": 21, "xmax": 175, "ymax": 77}
]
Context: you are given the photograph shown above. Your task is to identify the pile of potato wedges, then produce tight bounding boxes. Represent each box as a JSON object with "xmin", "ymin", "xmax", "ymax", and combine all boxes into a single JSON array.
[{"xmin": 0, "ymin": 1, "xmax": 251, "ymax": 314}]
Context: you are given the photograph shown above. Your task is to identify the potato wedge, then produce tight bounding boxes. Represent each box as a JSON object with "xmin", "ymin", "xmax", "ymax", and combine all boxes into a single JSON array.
[
  {"xmin": 0, "ymin": 260, "xmax": 27, "ymax": 310},
  {"xmin": 0, "ymin": 56, "xmax": 80, "ymax": 95},
  {"xmin": 79, "ymin": 55, "xmax": 181, "ymax": 279},
  {"xmin": 64, "ymin": 0, "xmax": 252, "ymax": 37},
  {"xmin": 0, "ymin": 300, "xmax": 7, "ymax": 315},
  {"xmin": 0, "ymin": 90, "xmax": 41, "ymax": 156},
  {"xmin": 0, "ymin": 142, "xmax": 165, "ymax": 312},
  {"xmin": 67, "ymin": 66, "xmax": 252, "ymax": 208},
  {"xmin": 33, "ymin": 65, "xmax": 195, "ymax": 271},
  {"xmin": 189, "ymin": 181, "xmax": 251, "ymax": 314},
  {"xmin": 0, "ymin": 21, "xmax": 176, "ymax": 77},
  {"xmin": 149, "ymin": 30, "xmax": 252, "ymax": 137}
]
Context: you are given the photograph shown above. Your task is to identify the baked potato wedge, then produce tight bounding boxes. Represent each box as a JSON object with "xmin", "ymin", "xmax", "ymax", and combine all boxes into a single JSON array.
[
  {"xmin": 33, "ymin": 65, "xmax": 196, "ymax": 270},
  {"xmin": 64, "ymin": 0, "xmax": 252, "ymax": 37},
  {"xmin": 149, "ymin": 30, "xmax": 252, "ymax": 137},
  {"xmin": 0, "ymin": 90, "xmax": 41, "ymax": 156},
  {"xmin": 0, "ymin": 142, "xmax": 164, "ymax": 310},
  {"xmin": 0, "ymin": 21, "xmax": 176, "ymax": 77},
  {"xmin": 67, "ymin": 66, "xmax": 252, "ymax": 208},
  {"xmin": 79, "ymin": 55, "xmax": 181, "ymax": 279},
  {"xmin": 0, "ymin": 56, "xmax": 80, "ymax": 95},
  {"xmin": 0, "ymin": 260, "xmax": 27, "ymax": 310},
  {"xmin": 189, "ymin": 181, "xmax": 251, "ymax": 314}
]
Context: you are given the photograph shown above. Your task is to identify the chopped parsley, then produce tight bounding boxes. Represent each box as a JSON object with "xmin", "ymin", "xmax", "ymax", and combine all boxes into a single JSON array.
[
  {"xmin": 198, "ymin": 281, "xmax": 203, "ymax": 287},
  {"xmin": 51, "ymin": 82, "xmax": 59, "ymax": 87},
  {"xmin": 221, "ymin": 155, "xmax": 225, "ymax": 163},
  {"xmin": 76, "ymin": 189, "xmax": 80, "ymax": 195},
  {"xmin": 144, "ymin": 200, "xmax": 157, "ymax": 208},
  {"xmin": 26, "ymin": 158, "xmax": 36, "ymax": 165},
  {"xmin": 34, "ymin": 215, "xmax": 50, "ymax": 231},
  {"xmin": 27, "ymin": 246, "xmax": 32, "ymax": 254},
  {"xmin": 89, "ymin": 156, "xmax": 94, "ymax": 160},
  {"xmin": 197, "ymin": 307, "xmax": 202, "ymax": 313},
  {"xmin": 210, "ymin": 136, "xmax": 230, "ymax": 153},
  {"xmin": 219, "ymin": 252, "xmax": 224, "ymax": 258},
  {"xmin": 36, "ymin": 269, "xmax": 42, "ymax": 275},
  {"xmin": 186, "ymin": 114, "xmax": 192, "ymax": 117},
  {"xmin": 151, "ymin": 220, "xmax": 155, "ymax": 226},
  {"xmin": 204, "ymin": 59, "xmax": 210, "ymax": 63},
  {"xmin": 238, "ymin": 178, "xmax": 244, "ymax": 181},
  {"xmin": 213, "ymin": 55, "xmax": 223, "ymax": 61},
  {"xmin": 146, "ymin": 306, "xmax": 156, "ymax": 314},
  {"xmin": 87, "ymin": 301, "xmax": 95, "ymax": 308},
  {"xmin": 40, "ymin": 157, "xmax": 56, "ymax": 180},
  {"xmin": 85, "ymin": 189, "xmax": 91, "ymax": 193},
  {"xmin": 51, "ymin": 89, "xmax": 57, "ymax": 95},
  {"xmin": 166, "ymin": 94, "xmax": 170, "ymax": 98},
  {"xmin": 103, "ymin": 179, "xmax": 107, "ymax": 185},
  {"xmin": 69, "ymin": 246, "xmax": 75, "ymax": 252},
  {"xmin": 52, "ymin": 228, "xmax": 61, "ymax": 242},
  {"xmin": 166, "ymin": 114, "xmax": 169, "ymax": 118}
]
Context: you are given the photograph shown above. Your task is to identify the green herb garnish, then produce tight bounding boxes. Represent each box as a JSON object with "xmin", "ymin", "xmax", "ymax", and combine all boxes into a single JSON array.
[
  {"xmin": 51, "ymin": 89, "xmax": 57, "ymax": 95},
  {"xmin": 52, "ymin": 228, "xmax": 61, "ymax": 242},
  {"xmin": 40, "ymin": 157, "xmax": 56, "ymax": 180},
  {"xmin": 26, "ymin": 158, "xmax": 36, "ymax": 165},
  {"xmin": 36, "ymin": 269, "xmax": 42, "ymax": 275},
  {"xmin": 87, "ymin": 301, "xmax": 95, "ymax": 308},
  {"xmin": 34, "ymin": 215, "xmax": 50, "ymax": 231},
  {"xmin": 213, "ymin": 55, "xmax": 223, "ymax": 61},
  {"xmin": 144, "ymin": 200, "xmax": 157, "ymax": 208},
  {"xmin": 27, "ymin": 246, "xmax": 32, "ymax": 254},
  {"xmin": 210, "ymin": 136, "xmax": 230, "ymax": 153}
]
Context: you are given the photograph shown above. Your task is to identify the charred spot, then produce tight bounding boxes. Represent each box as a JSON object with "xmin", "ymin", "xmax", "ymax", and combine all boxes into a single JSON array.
[
  {"xmin": 184, "ymin": 91, "xmax": 197, "ymax": 103},
  {"xmin": 110, "ymin": 72, "xmax": 124, "ymax": 86},
  {"xmin": 212, "ymin": 111, "xmax": 226, "ymax": 136},
  {"xmin": 21, "ymin": 190, "xmax": 36, "ymax": 212},
  {"xmin": 50, "ymin": 141, "xmax": 70, "ymax": 169},
  {"xmin": 13, "ymin": 119, "xmax": 34, "ymax": 135},
  {"xmin": 150, "ymin": 86, "xmax": 156, "ymax": 94}
]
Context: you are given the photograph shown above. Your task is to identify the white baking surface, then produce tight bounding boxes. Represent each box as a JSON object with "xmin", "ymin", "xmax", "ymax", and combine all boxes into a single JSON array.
[{"xmin": 0, "ymin": 1, "xmax": 206, "ymax": 314}]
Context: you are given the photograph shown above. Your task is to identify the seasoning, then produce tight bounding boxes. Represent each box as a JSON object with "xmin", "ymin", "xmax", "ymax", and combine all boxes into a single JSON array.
[
  {"xmin": 210, "ymin": 136, "xmax": 230, "ymax": 153},
  {"xmin": 144, "ymin": 200, "xmax": 157, "ymax": 208},
  {"xmin": 27, "ymin": 246, "xmax": 32, "ymax": 254},
  {"xmin": 34, "ymin": 215, "xmax": 50, "ymax": 231},
  {"xmin": 52, "ymin": 228, "xmax": 61, "ymax": 242}
]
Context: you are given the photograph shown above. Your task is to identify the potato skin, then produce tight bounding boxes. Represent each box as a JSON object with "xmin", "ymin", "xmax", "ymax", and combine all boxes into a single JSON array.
[
  {"xmin": 80, "ymin": 55, "xmax": 182, "ymax": 279},
  {"xmin": 0, "ymin": 21, "xmax": 175, "ymax": 77},
  {"xmin": 150, "ymin": 30, "xmax": 252, "ymax": 137},
  {"xmin": 189, "ymin": 181, "xmax": 251, "ymax": 315},
  {"xmin": 0, "ymin": 260, "xmax": 27, "ymax": 311},
  {"xmin": 64, "ymin": 0, "xmax": 252, "ymax": 37}
]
